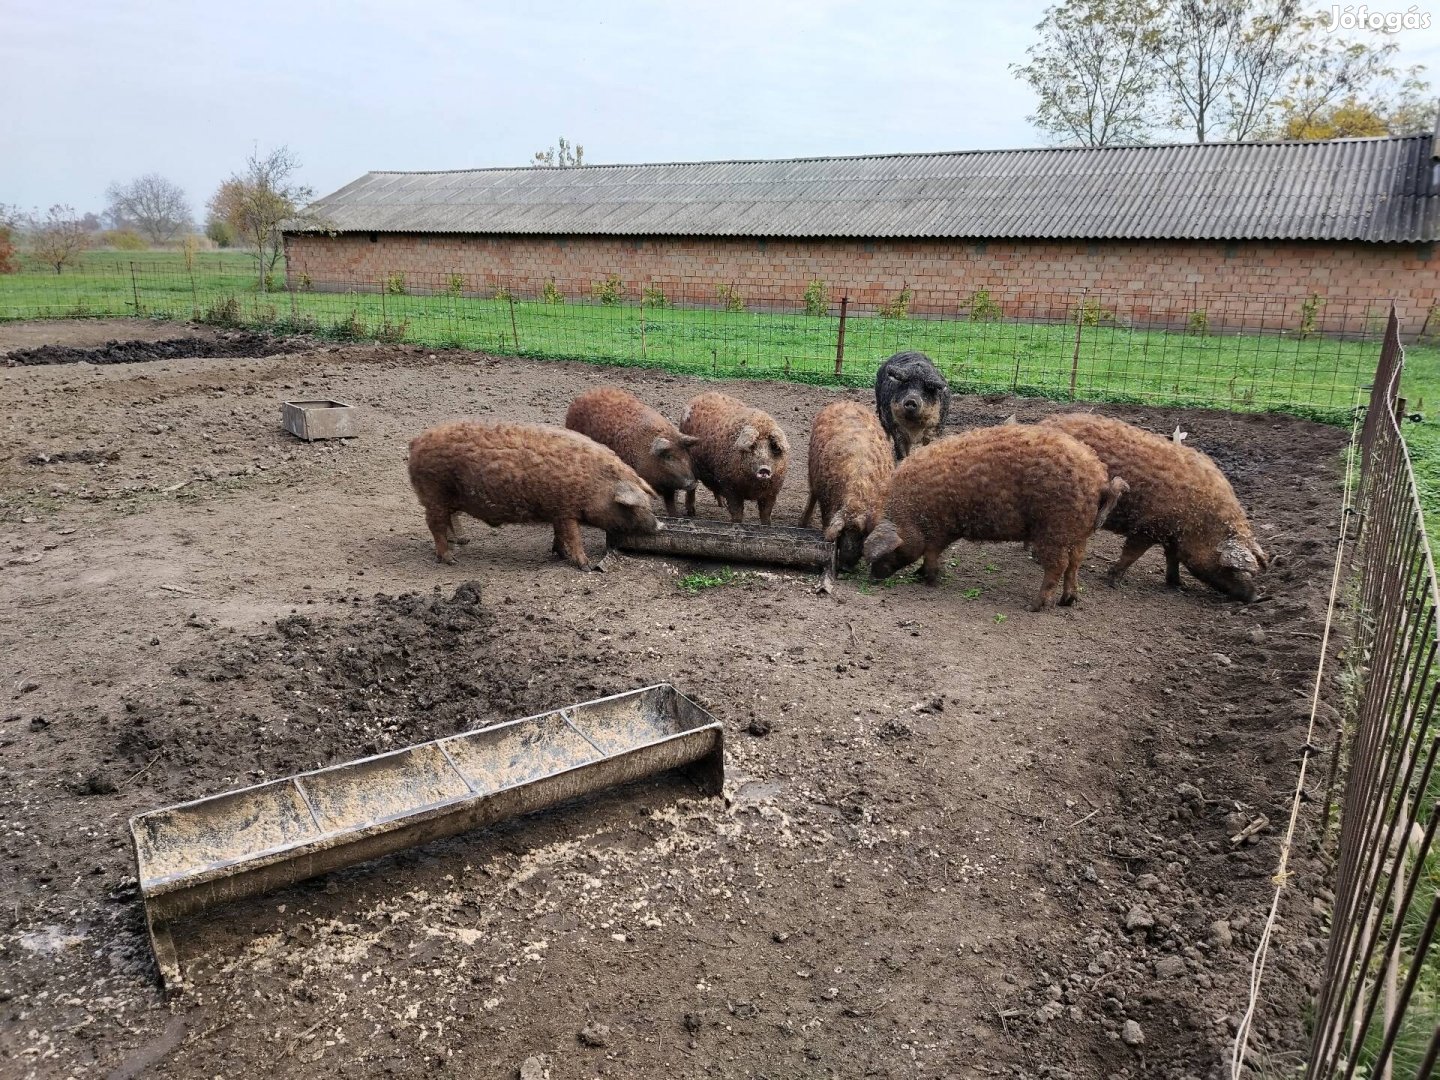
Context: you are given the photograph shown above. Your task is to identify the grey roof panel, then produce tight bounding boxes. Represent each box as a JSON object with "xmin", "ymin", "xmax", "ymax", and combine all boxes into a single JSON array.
[{"xmin": 293, "ymin": 137, "xmax": 1437, "ymax": 242}]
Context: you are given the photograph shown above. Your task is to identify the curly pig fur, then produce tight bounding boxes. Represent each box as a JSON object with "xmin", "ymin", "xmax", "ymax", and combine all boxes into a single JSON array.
[
  {"xmin": 800, "ymin": 401, "xmax": 893, "ymax": 570},
  {"xmin": 1041, "ymin": 412, "xmax": 1267, "ymax": 600},
  {"xmin": 407, "ymin": 420, "xmax": 658, "ymax": 570},
  {"xmin": 863, "ymin": 425, "xmax": 1128, "ymax": 611},
  {"xmin": 564, "ymin": 387, "xmax": 698, "ymax": 514},
  {"xmin": 679, "ymin": 392, "xmax": 790, "ymax": 524}
]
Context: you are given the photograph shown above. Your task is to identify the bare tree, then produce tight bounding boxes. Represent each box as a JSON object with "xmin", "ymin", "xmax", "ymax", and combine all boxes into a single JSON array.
[
  {"xmin": 1012, "ymin": 0, "xmax": 1164, "ymax": 146},
  {"xmin": 208, "ymin": 147, "xmax": 317, "ymax": 291},
  {"xmin": 29, "ymin": 205, "xmax": 92, "ymax": 274},
  {"xmin": 1265, "ymin": 35, "xmax": 1430, "ymax": 138},
  {"xmin": 105, "ymin": 174, "xmax": 193, "ymax": 245},
  {"xmin": 0, "ymin": 203, "xmax": 19, "ymax": 274},
  {"xmin": 532, "ymin": 137, "xmax": 585, "ymax": 167},
  {"xmin": 1222, "ymin": 0, "xmax": 1305, "ymax": 140}
]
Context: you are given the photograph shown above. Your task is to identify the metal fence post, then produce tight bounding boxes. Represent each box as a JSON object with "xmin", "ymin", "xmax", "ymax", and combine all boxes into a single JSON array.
[
  {"xmin": 508, "ymin": 289, "xmax": 520, "ymax": 351},
  {"xmin": 1069, "ymin": 290, "xmax": 1086, "ymax": 399},
  {"xmin": 130, "ymin": 262, "xmax": 142, "ymax": 316},
  {"xmin": 834, "ymin": 296, "xmax": 849, "ymax": 378}
]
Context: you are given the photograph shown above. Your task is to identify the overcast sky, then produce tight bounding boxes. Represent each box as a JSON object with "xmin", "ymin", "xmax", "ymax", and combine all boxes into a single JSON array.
[{"xmin": 2, "ymin": 0, "xmax": 1438, "ymax": 219}]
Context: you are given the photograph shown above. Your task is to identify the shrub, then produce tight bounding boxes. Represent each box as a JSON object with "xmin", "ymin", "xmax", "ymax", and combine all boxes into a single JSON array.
[
  {"xmin": 377, "ymin": 318, "xmax": 409, "ymax": 344},
  {"xmin": 1298, "ymin": 294, "xmax": 1324, "ymax": 337},
  {"xmin": 1075, "ymin": 297, "xmax": 1114, "ymax": 327},
  {"xmin": 104, "ymin": 229, "xmax": 147, "ymax": 251},
  {"xmin": 297, "ymin": 271, "xmax": 313, "ymax": 292},
  {"xmin": 542, "ymin": 278, "xmax": 564, "ymax": 305},
  {"xmin": 879, "ymin": 284, "xmax": 912, "ymax": 320},
  {"xmin": 592, "ymin": 274, "xmax": 624, "ymax": 305},
  {"xmin": 0, "ymin": 227, "xmax": 15, "ymax": 274},
  {"xmin": 967, "ymin": 288, "xmax": 1002, "ymax": 322},
  {"xmin": 385, "ymin": 272, "xmax": 407, "ymax": 295},
  {"xmin": 332, "ymin": 310, "xmax": 368, "ymax": 340},
  {"xmin": 643, "ymin": 284, "xmax": 669, "ymax": 308},
  {"xmin": 1299, "ymin": 293, "xmax": 1323, "ymax": 337},
  {"xmin": 446, "ymin": 273, "xmax": 466, "ymax": 297},
  {"xmin": 202, "ymin": 294, "xmax": 241, "ymax": 326},
  {"xmin": 716, "ymin": 283, "xmax": 744, "ymax": 313},
  {"xmin": 262, "ymin": 272, "xmax": 278, "ymax": 293},
  {"xmin": 803, "ymin": 279, "xmax": 829, "ymax": 317},
  {"xmin": 1187, "ymin": 309, "xmax": 1209, "ymax": 335}
]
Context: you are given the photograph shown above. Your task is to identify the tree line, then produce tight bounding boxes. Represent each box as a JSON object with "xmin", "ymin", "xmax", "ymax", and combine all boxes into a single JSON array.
[
  {"xmin": 1013, "ymin": 0, "xmax": 1432, "ymax": 145},
  {"xmin": 0, "ymin": 147, "xmax": 316, "ymax": 288}
]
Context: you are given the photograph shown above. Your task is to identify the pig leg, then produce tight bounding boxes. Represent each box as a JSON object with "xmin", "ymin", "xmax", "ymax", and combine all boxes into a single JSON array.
[
  {"xmin": 757, "ymin": 494, "xmax": 777, "ymax": 526},
  {"xmin": 425, "ymin": 506, "xmax": 456, "ymax": 565},
  {"xmin": 1030, "ymin": 542, "xmax": 1066, "ymax": 610},
  {"xmin": 921, "ymin": 546, "xmax": 943, "ymax": 586},
  {"xmin": 1107, "ymin": 536, "xmax": 1152, "ymax": 586},
  {"xmin": 1164, "ymin": 542, "xmax": 1182, "ymax": 588},
  {"xmin": 725, "ymin": 494, "xmax": 746, "ymax": 524},
  {"xmin": 662, "ymin": 491, "xmax": 678, "ymax": 516},
  {"xmin": 448, "ymin": 517, "xmax": 469, "ymax": 546},
  {"xmin": 684, "ymin": 486, "xmax": 697, "ymax": 517},
  {"xmin": 800, "ymin": 492, "xmax": 817, "ymax": 528},
  {"xmin": 1059, "ymin": 544, "xmax": 1085, "ymax": 606},
  {"xmin": 554, "ymin": 519, "xmax": 591, "ymax": 570}
]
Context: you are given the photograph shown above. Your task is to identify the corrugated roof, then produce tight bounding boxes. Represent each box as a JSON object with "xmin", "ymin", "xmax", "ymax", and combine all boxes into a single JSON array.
[{"xmin": 294, "ymin": 136, "xmax": 1438, "ymax": 243}]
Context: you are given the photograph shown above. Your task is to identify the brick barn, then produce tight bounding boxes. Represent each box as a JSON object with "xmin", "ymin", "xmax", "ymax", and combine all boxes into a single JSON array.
[{"xmin": 286, "ymin": 134, "xmax": 1439, "ymax": 334}]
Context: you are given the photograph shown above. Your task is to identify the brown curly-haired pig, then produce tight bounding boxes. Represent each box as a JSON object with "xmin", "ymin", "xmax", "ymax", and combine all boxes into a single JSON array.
[
  {"xmin": 800, "ymin": 401, "xmax": 893, "ymax": 570},
  {"xmin": 679, "ymin": 392, "xmax": 789, "ymax": 524},
  {"xmin": 863, "ymin": 425, "xmax": 1128, "ymax": 610},
  {"xmin": 407, "ymin": 420, "xmax": 659, "ymax": 570},
  {"xmin": 564, "ymin": 387, "xmax": 699, "ymax": 515},
  {"xmin": 1040, "ymin": 412, "xmax": 1268, "ymax": 600}
]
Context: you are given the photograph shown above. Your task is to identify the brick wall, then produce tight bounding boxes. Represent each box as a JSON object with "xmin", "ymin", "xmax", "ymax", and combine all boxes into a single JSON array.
[{"xmin": 283, "ymin": 232, "xmax": 1438, "ymax": 335}]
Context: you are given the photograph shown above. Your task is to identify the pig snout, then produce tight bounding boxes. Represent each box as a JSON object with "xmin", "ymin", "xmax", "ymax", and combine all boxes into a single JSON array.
[
  {"xmin": 755, "ymin": 464, "xmax": 773, "ymax": 480},
  {"xmin": 901, "ymin": 394, "xmax": 922, "ymax": 416}
]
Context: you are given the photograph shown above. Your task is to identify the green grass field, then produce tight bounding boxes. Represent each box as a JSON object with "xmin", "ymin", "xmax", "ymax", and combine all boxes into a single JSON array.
[{"xmin": 3, "ymin": 256, "xmax": 1424, "ymax": 426}]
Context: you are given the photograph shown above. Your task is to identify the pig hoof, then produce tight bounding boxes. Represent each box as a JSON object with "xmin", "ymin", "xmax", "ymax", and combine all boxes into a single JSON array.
[
  {"xmin": 438, "ymin": 551, "xmax": 457, "ymax": 566},
  {"xmin": 1059, "ymin": 593, "xmax": 1078, "ymax": 607}
]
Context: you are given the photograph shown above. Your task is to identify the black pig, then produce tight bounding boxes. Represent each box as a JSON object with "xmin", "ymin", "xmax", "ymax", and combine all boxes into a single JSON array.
[{"xmin": 875, "ymin": 351, "xmax": 952, "ymax": 461}]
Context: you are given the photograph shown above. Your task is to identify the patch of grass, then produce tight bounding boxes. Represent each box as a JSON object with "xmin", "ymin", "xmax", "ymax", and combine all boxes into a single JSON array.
[
  {"xmin": 677, "ymin": 567, "xmax": 739, "ymax": 594},
  {"xmin": 960, "ymin": 587, "xmax": 983, "ymax": 600},
  {"xmin": 2, "ymin": 260, "xmax": 1422, "ymax": 429},
  {"xmin": 993, "ymin": 613, "xmax": 1007, "ymax": 624}
]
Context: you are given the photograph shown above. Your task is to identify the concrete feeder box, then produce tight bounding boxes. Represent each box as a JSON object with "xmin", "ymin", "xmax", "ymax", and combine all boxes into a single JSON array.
[{"xmin": 282, "ymin": 399, "xmax": 361, "ymax": 441}]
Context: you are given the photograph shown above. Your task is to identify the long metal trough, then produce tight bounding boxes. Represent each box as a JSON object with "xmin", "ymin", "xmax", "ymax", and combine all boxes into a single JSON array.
[
  {"xmin": 607, "ymin": 515, "xmax": 835, "ymax": 571},
  {"xmin": 129, "ymin": 684, "xmax": 724, "ymax": 992}
]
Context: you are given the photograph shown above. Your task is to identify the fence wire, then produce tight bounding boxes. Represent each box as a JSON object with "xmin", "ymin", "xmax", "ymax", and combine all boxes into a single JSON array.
[
  {"xmin": 0, "ymin": 261, "xmax": 1411, "ymax": 420},
  {"xmin": 1304, "ymin": 309, "xmax": 1440, "ymax": 1080}
]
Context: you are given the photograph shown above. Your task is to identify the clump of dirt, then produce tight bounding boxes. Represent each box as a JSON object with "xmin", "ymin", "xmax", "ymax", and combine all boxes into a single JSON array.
[
  {"xmin": 26, "ymin": 449, "xmax": 120, "ymax": 465},
  {"xmin": 5, "ymin": 330, "xmax": 303, "ymax": 366}
]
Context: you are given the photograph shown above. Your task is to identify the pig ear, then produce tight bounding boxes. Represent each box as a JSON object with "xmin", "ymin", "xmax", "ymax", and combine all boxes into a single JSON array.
[
  {"xmin": 863, "ymin": 520, "xmax": 902, "ymax": 560},
  {"xmin": 1218, "ymin": 535, "xmax": 1259, "ymax": 572},
  {"xmin": 651, "ymin": 436, "xmax": 673, "ymax": 456},
  {"xmin": 734, "ymin": 424, "xmax": 759, "ymax": 451},
  {"xmin": 771, "ymin": 429, "xmax": 790, "ymax": 453},
  {"xmin": 679, "ymin": 433, "xmax": 701, "ymax": 448},
  {"xmin": 614, "ymin": 482, "xmax": 650, "ymax": 508},
  {"xmin": 823, "ymin": 515, "xmax": 846, "ymax": 543}
]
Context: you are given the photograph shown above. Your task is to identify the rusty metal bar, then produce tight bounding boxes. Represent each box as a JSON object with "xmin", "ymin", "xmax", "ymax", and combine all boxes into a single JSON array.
[
  {"xmin": 834, "ymin": 295, "xmax": 848, "ymax": 377},
  {"xmin": 1305, "ymin": 306, "xmax": 1440, "ymax": 1080}
]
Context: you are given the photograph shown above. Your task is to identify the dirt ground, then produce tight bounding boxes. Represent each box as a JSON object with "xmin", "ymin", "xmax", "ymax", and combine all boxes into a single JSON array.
[{"xmin": 1, "ymin": 321, "xmax": 1349, "ymax": 1079}]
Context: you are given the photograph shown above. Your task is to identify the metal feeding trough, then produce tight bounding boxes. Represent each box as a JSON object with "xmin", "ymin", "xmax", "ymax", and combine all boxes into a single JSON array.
[
  {"xmin": 129, "ymin": 684, "xmax": 723, "ymax": 992},
  {"xmin": 281, "ymin": 398, "xmax": 361, "ymax": 441},
  {"xmin": 607, "ymin": 516, "xmax": 835, "ymax": 572}
]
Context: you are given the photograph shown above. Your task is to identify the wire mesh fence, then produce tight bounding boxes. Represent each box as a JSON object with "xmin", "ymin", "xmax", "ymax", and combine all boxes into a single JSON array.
[
  {"xmin": 1304, "ymin": 310, "xmax": 1440, "ymax": 1079},
  {"xmin": 0, "ymin": 261, "xmax": 1415, "ymax": 421}
]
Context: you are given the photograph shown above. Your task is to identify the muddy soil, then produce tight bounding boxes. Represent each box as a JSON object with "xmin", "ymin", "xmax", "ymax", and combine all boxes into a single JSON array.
[
  {"xmin": 0, "ymin": 322, "xmax": 1348, "ymax": 1079},
  {"xmin": 4, "ymin": 330, "xmax": 302, "ymax": 367}
]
